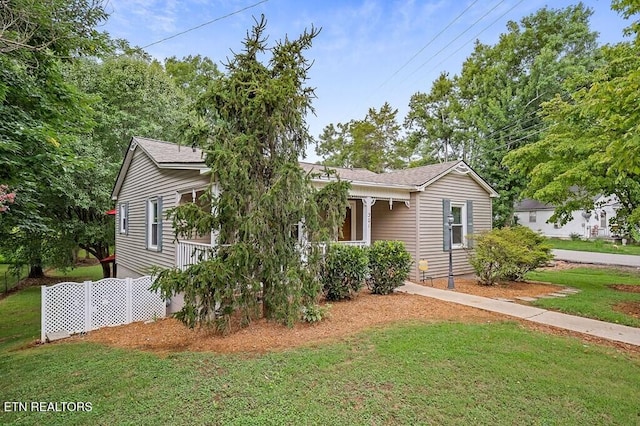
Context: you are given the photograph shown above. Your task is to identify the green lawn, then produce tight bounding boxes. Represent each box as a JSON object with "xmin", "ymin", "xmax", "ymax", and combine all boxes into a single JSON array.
[
  {"xmin": 527, "ymin": 267, "xmax": 640, "ymax": 327},
  {"xmin": 0, "ymin": 273, "xmax": 639, "ymax": 424},
  {"xmin": 548, "ymin": 237, "xmax": 640, "ymax": 255},
  {"xmin": 49, "ymin": 264, "xmax": 105, "ymax": 282}
]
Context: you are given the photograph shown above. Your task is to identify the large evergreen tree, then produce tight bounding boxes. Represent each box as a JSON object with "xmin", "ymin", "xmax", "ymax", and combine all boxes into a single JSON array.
[{"xmin": 153, "ymin": 17, "xmax": 349, "ymax": 330}]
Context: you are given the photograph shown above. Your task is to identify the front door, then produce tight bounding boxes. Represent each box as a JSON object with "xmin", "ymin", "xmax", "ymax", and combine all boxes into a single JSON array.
[{"xmin": 339, "ymin": 206, "xmax": 352, "ymax": 241}]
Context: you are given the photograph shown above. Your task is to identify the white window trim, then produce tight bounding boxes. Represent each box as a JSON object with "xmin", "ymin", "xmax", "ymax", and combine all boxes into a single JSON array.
[
  {"xmin": 147, "ymin": 198, "xmax": 159, "ymax": 250},
  {"xmin": 451, "ymin": 202, "xmax": 467, "ymax": 249},
  {"xmin": 119, "ymin": 203, "xmax": 127, "ymax": 235},
  {"xmin": 529, "ymin": 211, "xmax": 537, "ymax": 223}
]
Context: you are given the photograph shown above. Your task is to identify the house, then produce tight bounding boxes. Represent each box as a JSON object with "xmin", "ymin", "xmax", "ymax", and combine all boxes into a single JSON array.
[
  {"xmin": 514, "ymin": 196, "xmax": 620, "ymax": 239},
  {"xmin": 111, "ymin": 137, "xmax": 498, "ymax": 310}
]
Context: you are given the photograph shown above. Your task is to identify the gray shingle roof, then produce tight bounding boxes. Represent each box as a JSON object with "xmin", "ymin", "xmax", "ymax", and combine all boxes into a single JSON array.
[
  {"xmin": 134, "ymin": 137, "xmax": 206, "ymax": 165},
  {"xmin": 514, "ymin": 199, "xmax": 555, "ymax": 211},
  {"xmin": 299, "ymin": 162, "xmax": 379, "ymax": 182},
  {"xmin": 366, "ymin": 161, "xmax": 462, "ymax": 186}
]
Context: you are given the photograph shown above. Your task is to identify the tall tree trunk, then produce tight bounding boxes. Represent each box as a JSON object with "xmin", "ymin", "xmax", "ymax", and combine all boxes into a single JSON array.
[
  {"xmin": 100, "ymin": 261, "xmax": 111, "ymax": 278},
  {"xmin": 29, "ymin": 263, "xmax": 44, "ymax": 278}
]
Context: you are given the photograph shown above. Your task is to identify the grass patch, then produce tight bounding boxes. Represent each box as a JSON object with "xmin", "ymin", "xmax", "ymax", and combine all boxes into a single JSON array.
[
  {"xmin": 528, "ymin": 267, "xmax": 640, "ymax": 327},
  {"xmin": 0, "ymin": 323, "xmax": 638, "ymax": 425},
  {"xmin": 49, "ymin": 264, "xmax": 104, "ymax": 282},
  {"xmin": 1, "ymin": 279, "xmax": 639, "ymax": 424},
  {"xmin": 548, "ymin": 238, "xmax": 640, "ymax": 255}
]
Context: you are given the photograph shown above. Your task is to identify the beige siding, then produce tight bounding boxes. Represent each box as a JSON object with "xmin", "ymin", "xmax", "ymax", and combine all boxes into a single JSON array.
[
  {"xmin": 417, "ymin": 172, "xmax": 492, "ymax": 278},
  {"xmin": 370, "ymin": 195, "xmax": 418, "ymax": 278},
  {"xmin": 115, "ymin": 149, "xmax": 209, "ymax": 278}
]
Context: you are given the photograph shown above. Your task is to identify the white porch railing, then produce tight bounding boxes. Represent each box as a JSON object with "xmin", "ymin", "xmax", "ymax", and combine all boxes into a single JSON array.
[
  {"xmin": 176, "ymin": 241, "xmax": 214, "ymax": 270},
  {"xmin": 337, "ymin": 240, "xmax": 368, "ymax": 247}
]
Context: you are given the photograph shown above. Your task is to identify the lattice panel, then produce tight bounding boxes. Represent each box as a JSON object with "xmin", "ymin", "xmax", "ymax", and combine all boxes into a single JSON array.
[
  {"xmin": 43, "ymin": 282, "xmax": 86, "ymax": 335},
  {"xmin": 131, "ymin": 276, "xmax": 165, "ymax": 322},
  {"xmin": 42, "ymin": 276, "xmax": 166, "ymax": 342},
  {"xmin": 91, "ymin": 278, "xmax": 128, "ymax": 329}
]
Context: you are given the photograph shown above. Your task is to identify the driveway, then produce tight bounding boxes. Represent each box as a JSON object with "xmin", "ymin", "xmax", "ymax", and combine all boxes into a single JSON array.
[{"xmin": 553, "ymin": 249, "xmax": 640, "ymax": 268}]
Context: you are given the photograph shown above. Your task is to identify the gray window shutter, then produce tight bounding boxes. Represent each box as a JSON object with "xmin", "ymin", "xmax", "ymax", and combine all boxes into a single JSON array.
[
  {"xmin": 125, "ymin": 202, "xmax": 129, "ymax": 235},
  {"xmin": 145, "ymin": 199, "xmax": 149, "ymax": 250},
  {"xmin": 443, "ymin": 199, "xmax": 451, "ymax": 251},
  {"xmin": 116, "ymin": 203, "xmax": 121, "ymax": 234},
  {"xmin": 157, "ymin": 196, "xmax": 163, "ymax": 252},
  {"xmin": 466, "ymin": 200, "xmax": 474, "ymax": 248}
]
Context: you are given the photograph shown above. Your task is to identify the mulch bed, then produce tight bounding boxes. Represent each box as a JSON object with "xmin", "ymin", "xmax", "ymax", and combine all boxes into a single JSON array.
[{"xmin": 78, "ymin": 275, "xmax": 640, "ymax": 356}]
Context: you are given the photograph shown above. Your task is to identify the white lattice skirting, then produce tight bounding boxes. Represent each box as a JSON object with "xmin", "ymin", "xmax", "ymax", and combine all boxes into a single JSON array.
[{"xmin": 41, "ymin": 276, "xmax": 165, "ymax": 342}]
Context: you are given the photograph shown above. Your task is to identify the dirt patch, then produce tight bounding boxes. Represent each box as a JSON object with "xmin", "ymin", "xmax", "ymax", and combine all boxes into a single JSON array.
[
  {"xmin": 614, "ymin": 301, "xmax": 640, "ymax": 320},
  {"xmin": 77, "ymin": 275, "xmax": 640, "ymax": 356},
  {"xmin": 609, "ymin": 284, "xmax": 640, "ymax": 294}
]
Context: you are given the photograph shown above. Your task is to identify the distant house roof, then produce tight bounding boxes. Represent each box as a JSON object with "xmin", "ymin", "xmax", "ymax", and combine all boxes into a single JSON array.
[
  {"xmin": 514, "ymin": 199, "xmax": 556, "ymax": 211},
  {"xmin": 112, "ymin": 137, "xmax": 499, "ymax": 199}
]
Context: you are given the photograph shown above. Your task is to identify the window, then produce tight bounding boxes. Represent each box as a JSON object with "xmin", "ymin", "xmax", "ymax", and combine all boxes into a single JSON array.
[
  {"xmin": 529, "ymin": 211, "xmax": 536, "ymax": 223},
  {"xmin": 147, "ymin": 198, "xmax": 162, "ymax": 251},
  {"xmin": 451, "ymin": 205, "xmax": 464, "ymax": 246},
  {"xmin": 600, "ymin": 211, "xmax": 607, "ymax": 228},
  {"xmin": 119, "ymin": 203, "xmax": 128, "ymax": 235},
  {"xmin": 443, "ymin": 199, "xmax": 473, "ymax": 251}
]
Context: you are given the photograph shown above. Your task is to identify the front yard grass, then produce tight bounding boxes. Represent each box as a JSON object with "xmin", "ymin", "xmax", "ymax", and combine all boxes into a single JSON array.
[
  {"xmin": 0, "ymin": 271, "xmax": 639, "ymax": 424},
  {"xmin": 527, "ymin": 267, "xmax": 640, "ymax": 327},
  {"xmin": 548, "ymin": 237, "xmax": 640, "ymax": 255}
]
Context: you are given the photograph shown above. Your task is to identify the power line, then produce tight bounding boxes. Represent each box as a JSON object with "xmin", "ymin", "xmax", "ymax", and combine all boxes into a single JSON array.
[
  {"xmin": 376, "ymin": 0, "xmax": 480, "ymax": 91},
  {"xmin": 141, "ymin": 0, "xmax": 269, "ymax": 50},
  {"xmin": 402, "ymin": 0, "xmax": 506, "ymax": 83},
  {"xmin": 428, "ymin": 0, "xmax": 526, "ymax": 77}
]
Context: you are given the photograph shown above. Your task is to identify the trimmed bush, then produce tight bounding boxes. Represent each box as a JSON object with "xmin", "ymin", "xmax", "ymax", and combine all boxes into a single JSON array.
[
  {"xmin": 320, "ymin": 244, "xmax": 369, "ymax": 301},
  {"xmin": 468, "ymin": 226, "xmax": 553, "ymax": 286},
  {"xmin": 367, "ymin": 241, "xmax": 413, "ymax": 295}
]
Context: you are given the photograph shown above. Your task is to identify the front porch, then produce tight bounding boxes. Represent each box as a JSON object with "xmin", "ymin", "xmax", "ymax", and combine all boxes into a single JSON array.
[{"xmin": 175, "ymin": 195, "xmax": 412, "ymax": 271}]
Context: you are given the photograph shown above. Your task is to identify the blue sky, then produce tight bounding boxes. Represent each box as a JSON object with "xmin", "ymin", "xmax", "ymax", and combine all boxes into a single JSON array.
[{"xmin": 102, "ymin": 0, "xmax": 631, "ymax": 161}]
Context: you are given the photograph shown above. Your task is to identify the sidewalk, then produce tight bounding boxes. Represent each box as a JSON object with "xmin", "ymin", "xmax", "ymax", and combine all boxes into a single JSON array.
[
  {"xmin": 553, "ymin": 249, "xmax": 640, "ymax": 268},
  {"xmin": 397, "ymin": 281, "xmax": 640, "ymax": 346}
]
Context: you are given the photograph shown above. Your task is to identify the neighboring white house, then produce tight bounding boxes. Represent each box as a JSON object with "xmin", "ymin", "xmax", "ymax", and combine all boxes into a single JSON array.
[{"xmin": 514, "ymin": 195, "xmax": 620, "ymax": 239}]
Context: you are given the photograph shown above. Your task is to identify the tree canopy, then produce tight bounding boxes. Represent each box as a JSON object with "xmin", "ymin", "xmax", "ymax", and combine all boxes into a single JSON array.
[{"xmin": 504, "ymin": 8, "xmax": 640, "ymax": 235}]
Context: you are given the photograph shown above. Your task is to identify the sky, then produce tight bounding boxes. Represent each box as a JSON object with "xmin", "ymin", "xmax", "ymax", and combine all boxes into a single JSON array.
[{"xmin": 102, "ymin": 0, "xmax": 632, "ymax": 162}]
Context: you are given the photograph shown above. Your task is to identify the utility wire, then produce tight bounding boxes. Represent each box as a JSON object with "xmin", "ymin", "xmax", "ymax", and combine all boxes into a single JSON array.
[
  {"xmin": 376, "ymin": 0, "xmax": 480, "ymax": 90},
  {"xmin": 403, "ymin": 0, "xmax": 506, "ymax": 82},
  {"xmin": 428, "ymin": 0, "xmax": 526, "ymax": 76},
  {"xmin": 141, "ymin": 0, "xmax": 269, "ymax": 49}
]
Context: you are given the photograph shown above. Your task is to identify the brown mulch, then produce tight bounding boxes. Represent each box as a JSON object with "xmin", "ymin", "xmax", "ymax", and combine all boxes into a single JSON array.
[
  {"xmin": 609, "ymin": 284, "xmax": 640, "ymax": 294},
  {"xmin": 79, "ymin": 274, "xmax": 640, "ymax": 356},
  {"xmin": 614, "ymin": 301, "xmax": 640, "ymax": 320}
]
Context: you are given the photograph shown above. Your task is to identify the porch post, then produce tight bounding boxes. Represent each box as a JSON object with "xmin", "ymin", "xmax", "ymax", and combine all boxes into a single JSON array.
[{"xmin": 362, "ymin": 197, "xmax": 376, "ymax": 246}]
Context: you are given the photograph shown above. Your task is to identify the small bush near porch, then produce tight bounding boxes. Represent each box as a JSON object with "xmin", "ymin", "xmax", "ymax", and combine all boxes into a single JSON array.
[
  {"xmin": 321, "ymin": 244, "xmax": 369, "ymax": 301},
  {"xmin": 367, "ymin": 241, "xmax": 413, "ymax": 294}
]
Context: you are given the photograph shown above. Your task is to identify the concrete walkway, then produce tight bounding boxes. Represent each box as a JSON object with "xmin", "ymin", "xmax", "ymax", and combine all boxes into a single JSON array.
[
  {"xmin": 553, "ymin": 249, "xmax": 640, "ymax": 268},
  {"xmin": 397, "ymin": 281, "xmax": 640, "ymax": 346}
]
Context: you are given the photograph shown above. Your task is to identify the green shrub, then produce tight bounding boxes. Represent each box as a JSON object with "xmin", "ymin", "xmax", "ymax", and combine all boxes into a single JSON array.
[
  {"xmin": 468, "ymin": 226, "xmax": 553, "ymax": 286},
  {"xmin": 569, "ymin": 232, "xmax": 582, "ymax": 241},
  {"xmin": 367, "ymin": 241, "xmax": 413, "ymax": 295},
  {"xmin": 300, "ymin": 304, "xmax": 331, "ymax": 323},
  {"xmin": 320, "ymin": 244, "xmax": 369, "ymax": 301}
]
